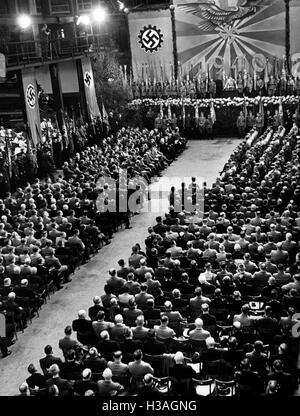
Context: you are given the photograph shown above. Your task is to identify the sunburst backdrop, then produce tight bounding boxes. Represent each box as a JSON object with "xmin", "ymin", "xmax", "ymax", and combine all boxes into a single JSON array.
[{"xmin": 174, "ymin": 0, "xmax": 299, "ymax": 78}]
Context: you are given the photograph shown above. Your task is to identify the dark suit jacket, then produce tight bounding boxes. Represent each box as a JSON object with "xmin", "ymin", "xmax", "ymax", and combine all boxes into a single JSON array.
[
  {"xmin": 39, "ymin": 355, "xmax": 63, "ymax": 375},
  {"xmin": 46, "ymin": 376, "xmax": 73, "ymax": 395},
  {"xmin": 26, "ymin": 373, "xmax": 47, "ymax": 389}
]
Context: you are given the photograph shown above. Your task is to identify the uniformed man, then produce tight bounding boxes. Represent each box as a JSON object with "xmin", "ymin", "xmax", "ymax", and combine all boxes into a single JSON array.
[
  {"xmin": 208, "ymin": 78, "xmax": 216, "ymax": 98},
  {"xmin": 198, "ymin": 111, "xmax": 206, "ymax": 139},
  {"xmin": 236, "ymin": 110, "xmax": 246, "ymax": 138},
  {"xmin": 256, "ymin": 77, "xmax": 265, "ymax": 96},
  {"xmin": 154, "ymin": 113, "xmax": 163, "ymax": 131},
  {"xmin": 268, "ymin": 75, "xmax": 277, "ymax": 96},
  {"xmin": 247, "ymin": 110, "xmax": 255, "ymax": 132},
  {"xmin": 278, "ymin": 75, "xmax": 287, "ymax": 96},
  {"xmin": 237, "ymin": 74, "xmax": 244, "ymax": 96},
  {"xmin": 140, "ymin": 81, "xmax": 147, "ymax": 98},
  {"xmin": 273, "ymin": 109, "xmax": 282, "ymax": 128},
  {"xmin": 205, "ymin": 114, "xmax": 213, "ymax": 140},
  {"xmin": 255, "ymin": 112, "xmax": 264, "ymax": 134}
]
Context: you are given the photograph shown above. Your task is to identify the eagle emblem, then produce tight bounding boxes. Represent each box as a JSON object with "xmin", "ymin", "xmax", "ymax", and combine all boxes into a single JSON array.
[{"xmin": 177, "ymin": 0, "xmax": 263, "ymax": 31}]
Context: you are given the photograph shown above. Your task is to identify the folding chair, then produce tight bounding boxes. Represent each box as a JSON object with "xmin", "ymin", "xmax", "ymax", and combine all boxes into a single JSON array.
[
  {"xmin": 215, "ymin": 379, "xmax": 236, "ymax": 396},
  {"xmin": 192, "ymin": 378, "xmax": 215, "ymax": 396},
  {"xmin": 153, "ymin": 377, "xmax": 171, "ymax": 395}
]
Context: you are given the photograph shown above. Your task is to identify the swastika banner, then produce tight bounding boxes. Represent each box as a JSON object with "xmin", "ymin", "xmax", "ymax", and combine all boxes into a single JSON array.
[
  {"xmin": 81, "ymin": 56, "xmax": 101, "ymax": 120},
  {"xmin": 21, "ymin": 68, "xmax": 41, "ymax": 146},
  {"xmin": 128, "ymin": 10, "xmax": 174, "ymax": 83}
]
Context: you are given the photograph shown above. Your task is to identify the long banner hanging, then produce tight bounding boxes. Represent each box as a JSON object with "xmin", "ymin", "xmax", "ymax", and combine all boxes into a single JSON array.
[
  {"xmin": 81, "ymin": 56, "xmax": 101, "ymax": 119},
  {"xmin": 128, "ymin": 9, "xmax": 175, "ymax": 83},
  {"xmin": 174, "ymin": 0, "xmax": 291, "ymax": 80},
  {"xmin": 21, "ymin": 68, "xmax": 41, "ymax": 146}
]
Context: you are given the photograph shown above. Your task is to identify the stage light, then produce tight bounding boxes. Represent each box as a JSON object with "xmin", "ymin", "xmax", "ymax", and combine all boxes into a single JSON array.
[
  {"xmin": 17, "ymin": 14, "xmax": 32, "ymax": 29},
  {"xmin": 93, "ymin": 7, "xmax": 107, "ymax": 22},
  {"xmin": 77, "ymin": 14, "xmax": 91, "ymax": 25},
  {"xmin": 118, "ymin": 1, "xmax": 125, "ymax": 11},
  {"xmin": 124, "ymin": 7, "xmax": 129, "ymax": 14}
]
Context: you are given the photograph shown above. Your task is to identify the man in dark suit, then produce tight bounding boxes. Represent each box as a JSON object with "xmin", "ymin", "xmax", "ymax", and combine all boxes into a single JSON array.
[
  {"xmin": 72, "ymin": 309, "xmax": 95, "ymax": 345},
  {"xmin": 143, "ymin": 299, "xmax": 161, "ymax": 323},
  {"xmin": 26, "ymin": 363, "xmax": 47, "ymax": 389},
  {"xmin": 120, "ymin": 328, "xmax": 143, "ymax": 355},
  {"xmin": 153, "ymin": 216, "xmax": 169, "ymax": 236},
  {"xmin": 73, "ymin": 368, "xmax": 97, "ymax": 396},
  {"xmin": 59, "ymin": 326, "xmax": 82, "ymax": 358},
  {"xmin": 39, "ymin": 345, "xmax": 63, "ymax": 375},
  {"xmin": 82, "ymin": 347, "xmax": 107, "ymax": 373},
  {"xmin": 97, "ymin": 330, "xmax": 120, "ymax": 356},
  {"xmin": 88, "ymin": 296, "xmax": 106, "ymax": 321},
  {"xmin": 45, "ymin": 364, "xmax": 73, "ymax": 396},
  {"xmin": 143, "ymin": 329, "xmax": 165, "ymax": 355},
  {"xmin": 266, "ymin": 359, "xmax": 297, "ymax": 396},
  {"xmin": 60, "ymin": 349, "xmax": 84, "ymax": 380}
]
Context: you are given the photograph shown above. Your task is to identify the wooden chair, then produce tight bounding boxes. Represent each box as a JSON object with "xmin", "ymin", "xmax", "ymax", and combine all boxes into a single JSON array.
[
  {"xmin": 202, "ymin": 360, "xmax": 221, "ymax": 379},
  {"xmin": 192, "ymin": 378, "xmax": 215, "ymax": 396},
  {"xmin": 153, "ymin": 376, "xmax": 171, "ymax": 395},
  {"xmin": 215, "ymin": 379, "xmax": 236, "ymax": 396}
]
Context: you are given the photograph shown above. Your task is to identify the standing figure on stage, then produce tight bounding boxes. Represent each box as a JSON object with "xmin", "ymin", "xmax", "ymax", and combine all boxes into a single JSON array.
[
  {"xmin": 170, "ymin": 80, "xmax": 178, "ymax": 98},
  {"xmin": 189, "ymin": 80, "xmax": 196, "ymax": 99},
  {"xmin": 198, "ymin": 111, "xmax": 206, "ymax": 139},
  {"xmin": 140, "ymin": 81, "xmax": 147, "ymax": 98},
  {"xmin": 256, "ymin": 77, "xmax": 265, "ymax": 96},
  {"xmin": 132, "ymin": 82, "xmax": 140, "ymax": 99},
  {"xmin": 208, "ymin": 78, "xmax": 216, "ymax": 98},
  {"xmin": 199, "ymin": 76, "xmax": 207, "ymax": 98},
  {"xmin": 273, "ymin": 109, "xmax": 282, "ymax": 129},
  {"xmin": 224, "ymin": 76, "xmax": 237, "ymax": 91},
  {"xmin": 286, "ymin": 75, "xmax": 294, "ymax": 96},
  {"xmin": 255, "ymin": 112, "xmax": 264, "ymax": 135},
  {"xmin": 236, "ymin": 110, "xmax": 246, "ymax": 138},
  {"xmin": 154, "ymin": 113, "xmax": 163, "ymax": 131},
  {"xmin": 157, "ymin": 82, "xmax": 163, "ymax": 98},
  {"xmin": 205, "ymin": 114, "xmax": 213, "ymax": 140},
  {"xmin": 266, "ymin": 109, "xmax": 273, "ymax": 127},
  {"xmin": 247, "ymin": 110, "xmax": 255, "ymax": 132},
  {"xmin": 165, "ymin": 81, "xmax": 172, "ymax": 98},
  {"xmin": 180, "ymin": 81, "xmax": 187, "ymax": 98},
  {"xmin": 170, "ymin": 113, "xmax": 178, "ymax": 130},
  {"xmin": 279, "ymin": 74, "xmax": 287, "ymax": 96},
  {"xmin": 268, "ymin": 75, "xmax": 277, "ymax": 96},
  {"xmin": 237, "ymin": 74, "xmax": 244, "ymax": 96},
  {"xmin": 246, "ymin": 75, "xmax": 254, "ymax": 97}
]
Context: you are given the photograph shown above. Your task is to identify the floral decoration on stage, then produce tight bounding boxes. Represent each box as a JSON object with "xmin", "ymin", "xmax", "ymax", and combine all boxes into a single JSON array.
[{"xmin": 129, "ymin": 95, "xmax": 300, "ymax": 109}]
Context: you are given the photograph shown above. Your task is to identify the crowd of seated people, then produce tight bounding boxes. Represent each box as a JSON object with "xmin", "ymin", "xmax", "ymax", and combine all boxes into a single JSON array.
[
  {"xmin": 0, "ymin": 127, "xmax": 186, "ymax": 358},
  {"xmin": 16, "ymin": 123, "xmax": 300, "ymax": 397}
]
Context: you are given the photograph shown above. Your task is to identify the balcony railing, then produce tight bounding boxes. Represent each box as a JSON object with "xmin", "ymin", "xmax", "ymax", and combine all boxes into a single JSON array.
[{"xmin": 0, "ymin": 34, "xmax": 112, "ymax": 68}]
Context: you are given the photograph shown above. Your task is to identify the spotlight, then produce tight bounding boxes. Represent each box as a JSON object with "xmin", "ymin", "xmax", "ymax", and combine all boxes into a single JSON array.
[
  {"xmin": 93, "ymin": 7, "xmax": 107, "ymax": 22},
  {"xmin": 77, "ymin": 14, "xmax": 91, "ymax": 25},
  {"xmin": 17, "ymin": 14, "xmax": 32, "ymax": 29},
  {"xmin": 118, "ymin": 1, "xmax": 125, "ymax": 11},
  {"xmin": 124, "ymin": 7, "xmax": 129, "ymax": 14}
]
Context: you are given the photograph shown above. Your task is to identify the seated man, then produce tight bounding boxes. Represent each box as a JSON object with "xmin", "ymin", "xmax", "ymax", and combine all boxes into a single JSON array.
[
  {"xmin": 128, "ymin": 349, "xmax": 154, "ymax": 390},
  {"xmin": 107, "ymin": 350, "xmax": 129, "ymax": 376},
  {"xmin": 97, "ymin": 368, "xmax": 124, "ymax": 396},
  {"xmin": 154, "ymin": 315, "xmax": 176, "ymax": 341},
  {"xmin": 234, "ymin": 358, "xmax": 261, "ymax": 397},
  {"xmin": 169, "ymin": 351, "xmax": 196, "ymax": 396},
  {"xmin": 39, "ymin": 345, "xmax": 63, "ymax": 375},
  {"xmin": 72, "ymin": 310, "xmax": 95, "ymax": 345},
  {"xmin": 188, "ymin": 318, "xmax": 211, "ymax": 341},
  {"xmin": 73, "ymin": 368, "xmax": 97, "ymax": 396}
]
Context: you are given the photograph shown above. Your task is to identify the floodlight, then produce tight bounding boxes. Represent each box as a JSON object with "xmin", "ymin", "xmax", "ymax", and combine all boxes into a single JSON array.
[{"xmin": 17, "ymin": 14, "xmax": 32, "ymax": 29}]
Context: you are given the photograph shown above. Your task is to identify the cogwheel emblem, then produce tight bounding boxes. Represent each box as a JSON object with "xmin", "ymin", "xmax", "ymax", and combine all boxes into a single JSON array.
[{"xmin": 138, "ymin": 25, "xmax": 163, "ymax": 53}]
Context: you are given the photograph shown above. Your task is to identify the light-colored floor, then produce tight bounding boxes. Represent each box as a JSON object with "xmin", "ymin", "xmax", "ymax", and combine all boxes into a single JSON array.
[{"xmin": 0, "ymin": 139, "xmax": 241, "ymax": 396}]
